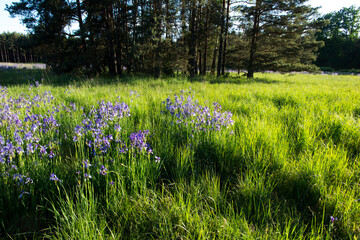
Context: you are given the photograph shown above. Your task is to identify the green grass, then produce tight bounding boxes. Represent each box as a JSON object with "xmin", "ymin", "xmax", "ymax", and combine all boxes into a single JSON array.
[{"xmin": 0, "ymin": 69, "xmax": 360, "ymax": 239}]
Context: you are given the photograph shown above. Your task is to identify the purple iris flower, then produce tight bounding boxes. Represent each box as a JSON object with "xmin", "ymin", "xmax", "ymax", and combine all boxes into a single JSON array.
[{"xmin": 50, "ymin": 173, "xmax": 62, "ymax": 182}]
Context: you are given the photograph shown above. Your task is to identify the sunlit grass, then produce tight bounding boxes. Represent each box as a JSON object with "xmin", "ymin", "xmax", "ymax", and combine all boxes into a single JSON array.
[{"xmin": 0, "ymin": 69, "xmax": 359, "ymax": 239}]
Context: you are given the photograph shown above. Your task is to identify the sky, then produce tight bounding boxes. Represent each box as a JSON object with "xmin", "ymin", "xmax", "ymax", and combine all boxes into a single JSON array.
[{"xmin": 1, "ymin": 0, "xmax": 360, "ymax": 34}]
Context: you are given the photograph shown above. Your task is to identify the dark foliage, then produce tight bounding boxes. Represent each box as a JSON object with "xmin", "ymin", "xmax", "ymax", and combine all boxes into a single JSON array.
[{"xmin": 5, "ymin": 0, "xmax": 325, "ymax": 78}]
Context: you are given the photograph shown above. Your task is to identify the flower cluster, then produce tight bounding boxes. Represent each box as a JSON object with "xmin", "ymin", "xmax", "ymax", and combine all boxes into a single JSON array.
[
  {"xmin": 73, "ymin": 100, "xmax": 131, "ymax": 155},
  {"xmin": 163, "ymin": 91, "xmax": 234, "ymax": 132},
  {"xmin": 71, "ymin": 99, "xmax": 157, "ymax": 183},
  {"xmin": 1, "ymin": 83, "xmax": 234, "ymax": 197},
  {"xmin": 11, "ymin": 173, "xmax": 34, "ymax": 198},
  {"xmin": 13, "ymin": 173, "xmax": 33, "ymax": 185},
  {"xmin": 0, "ymin": 110, "xmax": 60, "ymax": 162},
  {"xmin": 129, "ymin": 130, "xmax": 151, "ymax": 152},
  {"xmin": 0, "ymin": 84, "xmax": 61, "ymax": 198},
  {"xmin": 99, "ymin": 165, "xmax": 108, "ymax": 175}
]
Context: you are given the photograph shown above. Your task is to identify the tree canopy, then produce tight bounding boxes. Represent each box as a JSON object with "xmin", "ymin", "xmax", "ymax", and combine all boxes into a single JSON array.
[
  {"xmin": 238, "ymin": 0, "xmax": 323, "ymax": 78},
  {"xmin": 316, "ymin": 6, "xmax": 360, "ymax": 70},
  {"xmin": 5, "ymin": 0, "xmax": 327, "ymax": 77},
  {"xmin": 0, "ymin": 32, "xmax": 40, "ymax": 63}
]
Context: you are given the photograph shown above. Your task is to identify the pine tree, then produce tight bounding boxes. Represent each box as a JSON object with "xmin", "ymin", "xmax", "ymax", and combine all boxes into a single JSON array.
[
  {"xmin": 316, "ymin": 6, "xmax": 360, "ymax": 70},
  {"xmin": 239, "ymin": 0, "xmax": 322, "ymax": 78}
]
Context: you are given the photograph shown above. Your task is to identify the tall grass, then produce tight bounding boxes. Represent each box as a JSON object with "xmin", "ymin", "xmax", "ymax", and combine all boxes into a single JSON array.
[{"xmin": 0, "ymin": 69, "xmax": 359, "ymax": 239}]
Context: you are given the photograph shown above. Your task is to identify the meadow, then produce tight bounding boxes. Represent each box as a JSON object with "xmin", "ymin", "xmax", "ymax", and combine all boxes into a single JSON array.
[{"xmin": 0, "ymin": 68, "xmax": 359, "ymax": 239}]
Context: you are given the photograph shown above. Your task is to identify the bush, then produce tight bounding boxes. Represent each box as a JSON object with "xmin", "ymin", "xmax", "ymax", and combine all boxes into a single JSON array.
[{"xmin": 320, "ymin": 66, "xmax": 335, "ymax": 72}]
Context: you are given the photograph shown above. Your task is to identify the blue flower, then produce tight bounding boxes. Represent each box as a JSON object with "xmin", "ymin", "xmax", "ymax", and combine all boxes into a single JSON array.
[
  {"xmin": 163, "ymin": 91, "xmax": 234, "ymax": 132},
  {"xmin": 84, "ymin": 173, "xmax": 92, "ymax": 180},
  {"xmin": 82, "ymin": 159, "xmax": 91, "ymax": 168},
  {"xmin": 330, "ymin": 216, "xmax": 338, "ymax": 223},
  {"xmin": 50, "ymin": 173, "xmax": 62, "ymax": 182},
  {"xmin": 19, "ymin": 190, "xmax": 30, "ymax": 199},
  {"xmin": 129, "ymin": 130, "xmax": 150, "ymax": 152},
  {"xmin": 99, "ymin": 165, "xmax": 108, "ymax": 175}
]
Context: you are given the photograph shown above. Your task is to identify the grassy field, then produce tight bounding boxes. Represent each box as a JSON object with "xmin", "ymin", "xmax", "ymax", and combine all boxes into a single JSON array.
[{"xmin": 0, "ymin": 69, "xmax": 359, "ymax": 239}]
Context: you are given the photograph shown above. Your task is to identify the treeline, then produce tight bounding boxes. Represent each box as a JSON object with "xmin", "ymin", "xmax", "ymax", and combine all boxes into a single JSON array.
[
  {"xmin": 5, "ymin": 0, "xmax": 350, "ymax": 77},
  {"xmin": 316, "ymin": 6, "xmax": 360, "ymax": 71},
  {"xmin": 0, "ymin": 32, "xmax": 41, "ymax": 63}
]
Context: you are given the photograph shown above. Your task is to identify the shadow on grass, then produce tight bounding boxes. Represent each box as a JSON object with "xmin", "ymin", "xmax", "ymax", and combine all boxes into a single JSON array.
[
  {"xmin": 0, "ymin": 69, "xmax": 152, "ymax": 87},
  {"xmin": 169, "ymin": 136, "xmax": 347, "ymax": 238},
  {"xmin": 207, "ymin": 76, "xmax": 284, "ymax": 85},
  {"xmin": 228, "ymin": 167, "xmax": 349, "ymax": 238},
  {"xmin": 0, "ymin": 69, "xmax": 289, "ymax": 87}
]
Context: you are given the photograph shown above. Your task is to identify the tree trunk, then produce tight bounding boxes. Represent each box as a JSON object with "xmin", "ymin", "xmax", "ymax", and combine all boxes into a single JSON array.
[
  {"xmin": 16, "ymin": 47, "xmax": 20, "ymax": 63},
  {"xmin": 181, "ymin": 0, "xmax": 187, "ymax": 41},
  {"xmin": 122, "ymin": 2, "xmax": 130, "ymax": 74},
  {"xmin": 4, "ymin": 45, "xmax": 8, "ymax": 62},
  {"xmin": 188, "ymin": 2, "xmax": 197, "ymax": 77},
  {"xmin": 211, "ymin": 44, "xmax": 217, "ymax": 75},
  {"xmin": 198, "ymin": 49, "xmax": 202, "ymax": 75},
  {"xmin": 247, "ymin": 0, "xmax": 260, "ymax": 79},
  {"xmin": 154, "ymin": 0, "xmax": 162, "ymax": 78},
  {"xmin": 139, "ymin": 0, "xmax": 145, "ymax": 71},
  {"xmin": 112, "ymin": 2, "xmax": 122, "ymax": 75},
  {"xmin": 117, "ymin": 42, "xmax": 123, "ymax": 75},
  {"xmin": 30, "ymin": 48, "xmax": 33, "ymax": 63},
  {"xmin": 165, "ymin": 0, "xmax": 170, "ymax": 39},
  {"xmin": 76, "ymin": 0, "xmax": 86, "ymax": 49},
  {"xmin": 132, "ymin": 0, "xmax": 138, "ymax": 72},
  {"xmin": 202, "ymin": 8, "xmax": 209, "ymax": 75},
  {"xmin": 106, "ymin": 2, "xmax": 117, "ymax": 75},
  {"xmin": 221, "ymin": 0, "xmax": 230, "ymax": 75},
  {"xmin": 12, "ymin": 48, "xmax": 16, "ymax": 62},
  {"xmin": 0, "ymin": 44, "xmax": 4, "ymax": 62},
  {"xmin": 217, "ymin": 0, "xmax": 226, "ymax": 76},
  {"xmin": 116, "ymin": 1, "xmax": 127, "ymax": 75}
]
